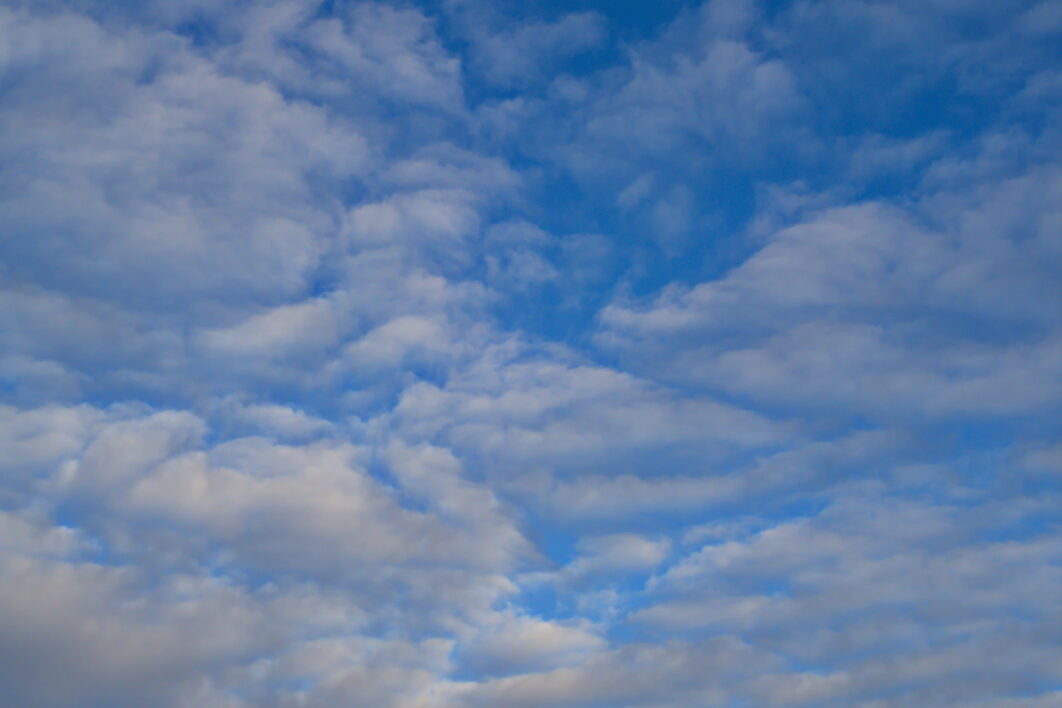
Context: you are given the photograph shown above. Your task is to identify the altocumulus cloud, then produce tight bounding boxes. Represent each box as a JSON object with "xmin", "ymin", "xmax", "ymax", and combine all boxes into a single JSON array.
[{"xmin": 1, "ymin": 0, "xmax": 1060, "ymax": 706}]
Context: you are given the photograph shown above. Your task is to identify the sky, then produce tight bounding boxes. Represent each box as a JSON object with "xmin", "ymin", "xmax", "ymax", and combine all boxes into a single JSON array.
[{"xmin": 0, "ymin": 0, "xmax": 1060, "ymax": 706}]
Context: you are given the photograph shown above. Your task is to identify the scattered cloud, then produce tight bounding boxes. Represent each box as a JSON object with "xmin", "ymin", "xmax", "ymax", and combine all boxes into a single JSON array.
[{"xmin": 1, "ymin": 1, "xmax": 1059, "ymax": 706}]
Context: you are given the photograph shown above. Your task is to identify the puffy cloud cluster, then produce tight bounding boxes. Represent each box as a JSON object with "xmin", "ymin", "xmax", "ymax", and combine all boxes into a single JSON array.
[{"xmin": 1, "ymin": 0, "xmax": 1059, "ymax": 706}]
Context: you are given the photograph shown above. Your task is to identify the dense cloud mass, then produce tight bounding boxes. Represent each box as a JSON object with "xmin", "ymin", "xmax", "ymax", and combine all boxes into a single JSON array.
[{"xmin": 1, "ymin": 0, "xmax": 1060, "ymax": 706}]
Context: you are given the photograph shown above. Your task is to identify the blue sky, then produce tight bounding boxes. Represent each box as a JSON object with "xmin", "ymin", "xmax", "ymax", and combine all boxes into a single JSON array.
[{"xmin": 0, "ymin": 0, "xmax": 1060, "ymax": 706}]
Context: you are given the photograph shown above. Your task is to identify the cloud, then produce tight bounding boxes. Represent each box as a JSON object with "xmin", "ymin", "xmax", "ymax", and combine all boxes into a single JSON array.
[
  {"xmin": 633, "ymin": 489, "xmax": 1062, "ymax": 705},
  {"xmin": 463, "ymin": 11, "xmax": 607, "ymax": 89},
  {"xmin": 599, "ymin": 163, "xmax": 1062, "ymax": 423},
  {"xmin": 562, "ymin": 533, "xmax": 671, "ymax": 584},
  {"xmin": 1, "ymin": 0, "xmax": 1060, "ymax": 706},
  {"xmin": 0, "ymin": 510, "xmax": 276, "ymax": 708},
  {"xmin": 453, "ymin": 613, "xmax": 604, "ymax": 678},
  {"xmin": 388, "ymin": 346, "xmax": 787, "ymax": 492},
  {"xmin": 0, "ymin": 5, "xmax": 362, "ymax": 307}
]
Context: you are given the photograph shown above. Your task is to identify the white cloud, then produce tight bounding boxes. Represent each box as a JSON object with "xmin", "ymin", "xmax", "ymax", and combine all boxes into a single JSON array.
[
  {"xmin": 453, "ymin": 613, "xmax": 604, "ymax": 678},
  {"xmin": 200, "ymin": 298, "xmax": 344, "ymax": 358},
  {"xmin": 389, "ymin": 345, "xmax": 787, "ymax": 491},
  {"xmin": 1, "ymin": 1, "xmax": 1059, "ymax": 706},
  {"xmin": 599, "ymin": 164, "xmax": 1062, "ymax": 422},
  {"xmin": 563, "ymin": 533, "xmax": 671, "ymax": 583},
  {"xmin": 464, "ymin": 11, "xmax": 606, "ymax": 88}
]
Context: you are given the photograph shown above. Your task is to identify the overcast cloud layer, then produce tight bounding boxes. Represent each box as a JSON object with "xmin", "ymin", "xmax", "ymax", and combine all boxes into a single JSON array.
[{"xmin": 1, "ymin": 1, "xmax": 1060, "ymax": 706}]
